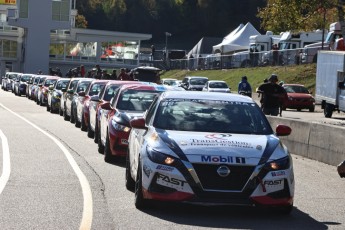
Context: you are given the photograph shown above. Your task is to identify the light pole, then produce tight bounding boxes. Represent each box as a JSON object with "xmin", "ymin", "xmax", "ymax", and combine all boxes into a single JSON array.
[{"xmin": 165, "ymin": 32, "xmax": 171, "ymax": 61}]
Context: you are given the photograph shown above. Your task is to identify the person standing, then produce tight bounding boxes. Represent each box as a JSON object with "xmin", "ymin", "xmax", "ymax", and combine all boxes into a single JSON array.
[
  {"xmin": 110, "ymin": 69, "xmax": 117, "ymax": 80},
  {"xmin": 257, "ymin": 74, "xmax": 287, "ymax": 116},
  {"xmin": 117, "ymin": 68, "xmax": 133, "ymax": 81},
  {"xmin": 238, "ymin": 76, "xmax": 252, "ymax": 97},
  {"xmin": 151, "ymin": 45, "xmax": 155, "ymax": 61},
  {"xmin": 80, "ymin": 65, "xmax": 86, "ymax": 77}
]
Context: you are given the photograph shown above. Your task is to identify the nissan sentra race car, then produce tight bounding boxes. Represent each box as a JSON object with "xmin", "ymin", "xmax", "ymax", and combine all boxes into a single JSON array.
[{"xmin": 126, "ymin": 91, "xmax": 294, "ymax": 213}]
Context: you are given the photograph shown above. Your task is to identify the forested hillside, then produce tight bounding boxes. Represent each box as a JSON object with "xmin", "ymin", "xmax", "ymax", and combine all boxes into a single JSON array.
[{"xmin": 76, "ymin": 0, "xmax": 266, "ymax": 49}]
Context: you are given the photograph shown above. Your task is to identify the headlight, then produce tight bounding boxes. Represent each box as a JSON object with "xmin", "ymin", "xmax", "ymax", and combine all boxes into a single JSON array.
[
  {"xmin": 111, "ymin": 119, "xmax": 130, "ymax": 132},
  {"xmin": 147, "ymin": 146, "xmax": 176, "ymax": 165},
  {"xmin": 264, "ymin": 156, "xmax": 291, "ymax": 171}
]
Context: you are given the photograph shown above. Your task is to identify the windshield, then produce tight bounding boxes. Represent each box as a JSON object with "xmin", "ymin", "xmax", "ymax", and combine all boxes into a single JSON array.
[
  {"xmin": 89, "ymin": 83, "xmax": 106, "ymax": 96},
  {"xmin": 117, "ymin": 90, "xmax": 159, "ymax": 112},
  {"xmin": 38, "ymin": 77, "xmax": 47, "ymax": 84},
  {"xmin": 20, "ymin": 75, "xmax": 32, "ymax": 82},
  {"xmin": 163, "ymin": 80, "xmax": 178, "ymax": 86},
  {"xmin": 55, "ymin": 80, "xmax": 70, "ymax": 90},
  {"xmin": 209, "ymin": 82, "xmax": 228, "ymax": 88},
  {"xmin": 76, "ymin": 81, "xmax": 91, "ymax": 93},
  {"xmin": 44, "ymin": 79, "xmax": 58, "ymax": 87},
  {"xmin": 190, "ymin": 78, "xmax": 208, "ymax": 85},
  {"xmin": 153, "ymin": 99, "xmax": 272, "ymax": 134},
  {"xmin": 104, "ymin": 85, "xmax": 121, "ymax": 101},
  {"xmin": 284, "ymin": 85, "xmax": 309, "ymax": 94}
]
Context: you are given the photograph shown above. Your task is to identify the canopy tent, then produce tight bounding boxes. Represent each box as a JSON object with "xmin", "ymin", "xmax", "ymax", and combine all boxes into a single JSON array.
[
  {"xmin": 213, "ymin": 22, "xmax": 260, "ymax": 54},
  {"xmin": 187, "ymin": 37, "xmax": 223, "ymax": 58}
]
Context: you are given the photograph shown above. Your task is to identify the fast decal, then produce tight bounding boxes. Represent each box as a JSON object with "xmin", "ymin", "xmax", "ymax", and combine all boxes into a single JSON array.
[
  {"xmin": 264, "ymin": 179, "xmax": 283, "ymax": 186},
  {"xmin": 157, "ymin": 173, "xmax": 186, "ymax": 188},
  {"xmin": 156, "ymin": 165, "xmax": 174, "ymax": 172},
  {"xmin": 163, "ymin": 98, "xmax": 254, "ymax": 106},
  {"xmin": 201, "ymin": 155, "xmax": 246, "ymax": 164}
]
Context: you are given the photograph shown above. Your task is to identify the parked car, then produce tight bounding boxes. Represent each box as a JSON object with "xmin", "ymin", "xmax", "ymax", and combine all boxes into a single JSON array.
[
  {"xmin": 65, "ymin": 78, "xmax": 94, "ymax": 123},
  {"xmin": 24, "ymin": 74, "xmax": 37, "ymax": 98},
  {"xmin": 88, "ymin": 80, "xmax": 142, "ymax": 141},
  {"xmin": 47, "ymin": 78, "xmax": 71, "ymax": 113},
  {"xmin": 202, "ymin": 80, "xmax": 231, "ymax": 93},
  {"xmin": 99, "ymin": 84, "xmax": 167, "ymax": 162},
  {"xmin": 75, "ymin": 79, "xmax": 109, "ymax": 130},
  {"xmin": 282, "ymin": 84, "xmax": 315, "ymax": 112},
  {"xmin": 161, "ymin": 78, "xmax": 180, "ymax": 87},
  {"xmin": 60, "ymin": 78, "xmax": 84, "ymax": 119},
  {"xmin": 11, "ymin": 73, "xmax": 21, "ymax": 93},
  {"xmin": 33, "ymin": 76, "xmax": 48, "ymax": 103},
  {"xmin": 37, "ymin": 76, "xmax": 60, "ymax": 106},
  {"xmin": 130, "ymin": 66, "xmax": 161, "ymax": 83},
  {"xmin": 181, "ymin": 76, "xmax": 209, "ymax": 91},
  {"xmin": 2, "ymin": 72, "xmax": 21, "ymax": 91},
  {"xmin": 29, "ymin": 75, "xmax": 43, "ymax": 100},
  {"xmin": 126, "ymin": 91, "xmax": 294, "ymax": 212}
]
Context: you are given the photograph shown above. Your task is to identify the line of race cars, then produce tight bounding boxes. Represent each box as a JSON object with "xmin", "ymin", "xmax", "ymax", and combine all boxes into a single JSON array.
[{"xmin": 1, "ymin": 71, "xmax": 295, "ymax": 214}]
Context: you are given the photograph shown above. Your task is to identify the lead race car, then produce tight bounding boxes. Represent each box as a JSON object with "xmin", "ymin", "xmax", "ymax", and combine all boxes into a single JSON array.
[{"xmin": 126, "ymin": 91, "xmax": 294, "ymax": 213}]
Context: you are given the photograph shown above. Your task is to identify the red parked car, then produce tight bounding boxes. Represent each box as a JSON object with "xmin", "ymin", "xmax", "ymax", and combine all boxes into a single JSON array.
[
  {"xmin": 75, "ymin": 79, "xmax": 109, "ymax": 131},
  {"xmin": 37, "ymin": 75, "xmax": 60, "ymax": 106},
  {"xmin": 88, "ymin": 80, "xmax": 142, "ymax": 141},
  {"xmin": 282, "ymin": 84, "xmax": 315, "ymax": 112},
  {"xmin": 98, "ymin": 84, "xmax": 167, "ymax": 163}
]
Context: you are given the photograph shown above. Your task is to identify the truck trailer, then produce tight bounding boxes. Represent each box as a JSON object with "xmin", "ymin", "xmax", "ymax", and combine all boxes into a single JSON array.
[{"xmin": 315, "ymin": 50, "xmax": 345, "ymax": 118}]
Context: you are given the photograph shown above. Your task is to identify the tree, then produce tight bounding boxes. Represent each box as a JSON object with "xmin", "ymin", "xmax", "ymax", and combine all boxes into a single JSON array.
[
  {"xmin": 75, "ymin": 14, "xmax": 88, "ymax": 28},
  {"xmin": 257, "ymin": 0, "xmax": 339, "ymax": 33}
]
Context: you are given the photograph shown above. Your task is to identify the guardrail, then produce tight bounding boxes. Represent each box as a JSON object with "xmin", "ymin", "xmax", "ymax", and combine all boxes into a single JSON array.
[{"xmin": 267, "ymin": 116, "xmax": 344, "ymax": 167}]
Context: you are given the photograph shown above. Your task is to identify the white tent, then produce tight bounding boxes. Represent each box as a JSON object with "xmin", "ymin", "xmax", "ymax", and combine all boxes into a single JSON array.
[
  {"xmin": 187, "ymin": 37, "xmax": 223, "ymax": 58},
  {"xmin": 213, "ymin": 22, "xmax": 260, "ymax": 54}
]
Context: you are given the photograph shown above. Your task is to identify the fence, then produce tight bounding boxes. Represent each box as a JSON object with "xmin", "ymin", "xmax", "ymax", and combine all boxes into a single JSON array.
[{"xmin": 142, "ymin": 48, "xmax": 311, "ymax": 71}]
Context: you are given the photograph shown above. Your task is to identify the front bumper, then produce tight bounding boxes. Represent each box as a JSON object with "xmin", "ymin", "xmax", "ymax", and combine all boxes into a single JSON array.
[{"xmin": 140, "ymin": 155, "xmax": 294, "ymax": 207}]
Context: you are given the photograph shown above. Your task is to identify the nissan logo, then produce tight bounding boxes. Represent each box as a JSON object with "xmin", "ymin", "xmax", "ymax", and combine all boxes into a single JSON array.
[{"xmin": 217, "ymin": 166, "xmax": 231, "ymax": 177}]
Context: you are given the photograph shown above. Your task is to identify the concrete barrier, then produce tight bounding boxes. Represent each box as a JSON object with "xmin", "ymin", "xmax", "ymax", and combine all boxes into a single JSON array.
[{"xmin": 267, "ymin": 117, "xmax": 345, "ymax": 166}]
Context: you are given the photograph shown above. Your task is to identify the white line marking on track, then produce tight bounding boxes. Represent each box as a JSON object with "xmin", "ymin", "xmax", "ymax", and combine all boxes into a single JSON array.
[
  {"xmin": 0, "ymin": 103, "xmax": 93, "ymax": 230},
  {"xmin": 0, "ymin": 129, "xmax": 10, "ymax": 195}
]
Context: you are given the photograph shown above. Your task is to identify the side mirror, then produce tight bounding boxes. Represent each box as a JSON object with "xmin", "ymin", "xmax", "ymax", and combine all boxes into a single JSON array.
[
  {"xmin": 130, "ymin": 117, "xmax": 147, "ymax": 129},
  {"xmin": 78, "ymin": 91, "xmax": 86, "ymax": 97},
  {"xmin": 276, "ymin": 125, "xmax": 291, "ymax": 136},
  {"xmin": 67, "ymin": 89, "xmax": 74, "ymax": 94},
  {"xmin": 100, "ymin": 102, "xmax": 111, "ymax": 110},
  {"xmin": 61, "ymin": 88, "xmax": 67, "ymax": 92},
  {"xmin": 38, "ymin": 84, "xmax": 43, "ymax": 87},
  {"xmin": 48, "ymin": 85, "xmax": 54, "ymax": 90}
]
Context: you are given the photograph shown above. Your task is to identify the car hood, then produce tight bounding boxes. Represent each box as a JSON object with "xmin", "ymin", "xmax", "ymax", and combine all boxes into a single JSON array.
[
  {"xmin": 152, "ymin": 130, "xmax": 285, "ymax": 165},
  {"xmin": 287, "ymin": 93, "xmax": 313, "ymax": 99}
]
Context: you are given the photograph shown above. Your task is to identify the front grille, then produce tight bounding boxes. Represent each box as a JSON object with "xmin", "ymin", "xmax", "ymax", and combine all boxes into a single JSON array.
[{"xmin": 192, "ymin": 164, "xmax": 255, "ymax": 191}]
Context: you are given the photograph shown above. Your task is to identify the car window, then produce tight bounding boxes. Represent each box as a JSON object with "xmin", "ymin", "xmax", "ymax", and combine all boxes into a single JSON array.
[
  {"xmin": 89, "ymin": 83, "xmax": 106, "ymax": 96},
  {"xmin": 209, "ymin": 82, "xmax": 228, "ymax": 88},
  {"xmin": 190, "ymin": 78, "xmax": 208, "ymax": 85},
  {"xmin": 69, "ymin": 80, "xmax": 79, "ymax": 90},
  {"xmin": 116, "ymin": 89, "xmax": 160, "ymax": 112},
  {"xmin": 153, "ymin": 99, "xmax": 272, "ymax": 134},
  {"xmin": 77, "ymin": 81, "xmax": 91, "ymax": 93},
  {"xmin": 56, "ymin": 80, "xmax": 70, "ymax": 90},
  {"xmin": 44, "ymin": 79, "xmax": 57, "ymax": 87},
  {"xmin": 104, "ymin": 85, "xmax": 121, "ymax": 101},
  {"xmin": 284, "ymin": 85, "xmax": 309, "ymax": 94},
  {"xmin": 39, "ymin": 77, "xmax": 47, "ymax": 84},
  {"xmin": 20, "ymin": 75, "xmax": 32, "ymax": 82}
]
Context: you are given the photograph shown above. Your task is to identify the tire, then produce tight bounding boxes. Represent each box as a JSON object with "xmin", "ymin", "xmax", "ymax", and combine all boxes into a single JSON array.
[
  {"xmin": 47, "ymin": 102, "xmax": 50, "ymax": 111},
  {"xmin": 59, "ymin": 105, "xmax": 63, "ymax": 116},
  {"xmin": 94, "ymin": 119, "xmax": 99, "ymax": 143},
  {"xmin": 104, "ymin": 132, "xmax": 114, "ymax": 163},
  {"xmin": 135, "ymin": 162, "xmax": 148, "ymax": 209},
  {"xmin": 63, "ymin": 104, "xmax": 70, "ymax": 121},
  {"xmin": 297, "ymin": 109, "xmax": 301, "ymax": 111},
  {"xmin": 81, "ymin": 114, "xmax": 87, "ymax": 131},
  {"xmin": 98, "ymin": 128, "xmax": 104, "ymax": 154},
  {"xmin": 87, "ymin": 120, "xmax": 95, "ymax": 138},
  {"xmin": 324, "ymin": 103, "xmax": 334, "ymax": 118},
  {"xmin": 275, "ymin": 204, "xmax": 294, "ymax": 215},
  {"xmin": 125, "ymin": 152, "xmax": 135, "ymax": 191},
  {"xmin": 309, "ymin": 106, "xmax": 315, "ymax": 112},
  {"xmin": 70, "ymin": 105, "xmax": 75, "ymax": 124},
  {"xmin": 75, "ymin": 111, "xmax": 81, "ymax": 128}
]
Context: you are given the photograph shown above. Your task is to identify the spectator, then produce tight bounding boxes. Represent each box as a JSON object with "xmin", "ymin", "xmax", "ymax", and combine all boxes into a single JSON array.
[
  {"xmin": 80, "ymin": 65, "xmax": 86, "ymax": 77},
  {"xmin": 110, "ymin": 69, "xmax": 117, "ymax": 80},
  {"xmin": 238, "ymin": 76, "xmax": 252, "ymax": 97},
  {"xmin": 272, "ymin": 44, "xmax": 279, "ymax": 66},
  {"xmin": 95, "ymin": 64, "xmax": 102, "ymax": 79},
  {"xmin": 117, "ymin": 68, "xmax": 134, "ymax": 81},
  {"xmin": 37, "ymin": 70, "xmax": 43, "ymax": 75},
  {"xmin": 101, "ymin": 70, "xmax": 111, "ymax": 80},
  {"xmin": 257, "ymin": 74, "xmax": 287, "ymax": 116},
  {"xmin": 65, "ymin": 69, "xmax": 73, "ymax": 78},
  {"xmin": 151, "ymin": 45, "xmax": 155, "ymax": 61},
  {"xmin": 55, "ymin": 67, "xmax": 63, "ymax": 77}
]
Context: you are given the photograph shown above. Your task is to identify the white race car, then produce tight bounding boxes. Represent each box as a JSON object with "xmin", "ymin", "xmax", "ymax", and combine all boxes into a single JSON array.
[{"xmin": 126, "ymin": 91, "xmax": 294, "ymax": 213}]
